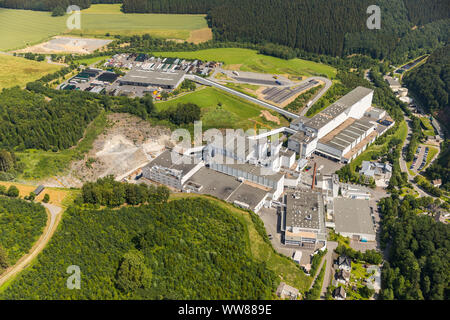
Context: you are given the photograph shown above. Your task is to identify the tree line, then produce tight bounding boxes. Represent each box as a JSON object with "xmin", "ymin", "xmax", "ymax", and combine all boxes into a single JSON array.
[
  {"xmin": 378, "ymin": 195, "xmax": 449, "ymax": 300},
  {"xmin": 80, "ymin": 175, "xmax": 170, "ymax": 207},
  {"xmin": 403, "ymin": 46, "xmax": 449, "ymax": 191}
]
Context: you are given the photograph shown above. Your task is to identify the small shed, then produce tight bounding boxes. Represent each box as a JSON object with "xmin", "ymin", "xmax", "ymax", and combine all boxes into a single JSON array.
[{"xmin": 34, "ymin": 185, "xmax": 45, "ymax": 196}]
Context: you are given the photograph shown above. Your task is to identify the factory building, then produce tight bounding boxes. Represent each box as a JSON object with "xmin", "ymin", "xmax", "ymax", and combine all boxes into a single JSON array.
[
  {"xmin": 288, "ymin": 86, "xmax": 386, "ymax": 163},
  {"xmin": 142, "ymin": 150, "xmax": 203, "ymax": 190},
  {"xmin": 119, "ymin": 69, "xmax": 185, "ymax": 89},
  {"xmin": 281, "ymin": 189, "xmax": 326, "ymax": 247},
  {"xmin": 333, "ymin": 198, "xmax": 376, "ymax": 242}
]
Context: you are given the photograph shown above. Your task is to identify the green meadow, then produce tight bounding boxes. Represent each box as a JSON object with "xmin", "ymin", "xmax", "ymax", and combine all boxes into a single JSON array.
[
  {"xmin": 153, "ymin": 48, "xmax": 337, "ymax": 79},
  {"xmin": 156, "ymin": 87, "xmax": 289, "ymax": 131},
  {"xmin": 0, "ymin": 54, "xmax": 62, "ymax": 89}
]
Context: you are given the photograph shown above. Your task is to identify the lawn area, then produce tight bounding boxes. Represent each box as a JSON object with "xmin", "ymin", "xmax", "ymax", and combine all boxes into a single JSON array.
[
  {"xmin": 346, "ymin": 262, "xmax": 371, "ymax": 300},
  {"xmin": 153, "ymin": 48, "xmax": 337, "ymax": 79},
  {"xmin": 0, "ymin": 54, "xmax": 62, "ymax": 89},
  {"xmin": 16, "ymin": 111, "xmax": 109, "ymax": 181},
  {"xmin": 169, "ymin": 193, "xmax": 312, "ymax": 293},
  {"xmin": 328, "ymin": 228, "xmax": 350, "ymax": 248},
  {"xmin": 0, "ymin": 5, "xmax": 210, "ymax": 51},
  {"xmin": 424, "ymin": 146, "xmax": 439, "ymax": 169},
  {"xmin": 155, "ymin": 87, "xmax": 289, "ymax": 131},
  {"xmin": 420, "ymin": 117, "xmax": 436, "ymax": 136}
]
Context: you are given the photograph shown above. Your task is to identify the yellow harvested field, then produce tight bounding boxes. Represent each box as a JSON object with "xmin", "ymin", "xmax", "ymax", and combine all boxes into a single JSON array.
[
  {"xmin": 0, "ymin": 182, "xmax": 71, "ymax": 207},
  {"xmin": 187, "ymin": 28, "xmax": 213, "ymax": 44}
]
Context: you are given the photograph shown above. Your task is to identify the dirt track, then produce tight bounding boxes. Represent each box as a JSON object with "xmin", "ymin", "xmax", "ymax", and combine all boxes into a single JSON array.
[{"xmin": 0, "ymin": 203, "xmax": 62, "ymax": 288}]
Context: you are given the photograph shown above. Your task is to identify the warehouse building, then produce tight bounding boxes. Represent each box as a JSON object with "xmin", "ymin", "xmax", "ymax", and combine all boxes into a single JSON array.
[
  {"xmin": 287, "ymin": 86, "xmax": 387, "ymax": 163},
  {"xmin": 184, "ymin": 167, "xmax": 271, "ymax": 213},
  {"xmin": 281, "ymin": 189, "xmax": 326, "ymax": 247},
  {"xmin": 333, "ymin": 198, "xmax": 376, "ymax": 242},
  {"xmin": 119, "ymin": 69, "xmax": 185, "ymax": 89}
]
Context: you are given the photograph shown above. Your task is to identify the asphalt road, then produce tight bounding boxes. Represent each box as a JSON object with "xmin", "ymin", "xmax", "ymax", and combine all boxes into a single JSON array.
[
  {"xmin": 319, "ymin": 241, "xmax": 338, "ymax": 299},
  {"xmin": 0, "ymin": 203, "xmax": 62, "ymax": 288}
]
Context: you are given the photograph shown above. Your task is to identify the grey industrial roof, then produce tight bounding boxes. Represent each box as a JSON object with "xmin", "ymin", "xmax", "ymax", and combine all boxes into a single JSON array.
[
  {"xmin": 305, "ymin": 87, "xmax": 373, "ymax": 130},
  {"xmin": 289, "ymin": 131, "xmax": 316, "ymax": 144},
  {"xmin": 119, "ymin": 69, "xmax": 185, "ymax": 86},
  {"xmin": 319, "ymin": 118, "xmax": 375, "ymax": 152},
  {"xmin": 186, "ymin": 167, "xmax": 242, "ymax": 200},
  {"xmin": 285, "ymin": 190, "xmax": 323, "ymax": 230},
  {"xmin": 334, "ymin": 198, "xmax": 375, "ymax": 236},
  {"xmin": 146, "ymin": 150, "xmax": 198, "ymax": 176},
  {"xmin": 209, "ymin": 154, "xmax": 284, "ymax": 183},
  {"xmin": 228, "ymin": 183, "xmax": 269, "ymax": 211}
]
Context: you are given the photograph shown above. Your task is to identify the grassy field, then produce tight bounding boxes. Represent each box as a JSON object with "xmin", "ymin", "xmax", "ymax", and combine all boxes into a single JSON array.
[
  {"xmin": 153, "ymin": 48, "xmax": 337, "ymax": 79},
  {"xmin": 170, "ymin": 193, "xmax": 312, "ymax": 293},
  {"xmin": 0, "ymin": 9, "xmax": 67, "ymax": 51},
  {"xmin": 156, "ymin": 87, "xmax": 290, "ymax": 131},
  {"xmin": 420, "ymin": 117, "xmax": 436, "ymax": 136},
  {"xmin": 0, "ymin": 54, "xmax": 62, "ymax": 90},
  {"xmin": 69, "ymin": 4, "xmax": 209, "ymax": 40},
  {"xmin": 0, "ymin": 5, "xmax": 210, "ymax": 51},
  {"xmin": 16, "ymin": 111, "xmax": 109, "ymax": 181}
]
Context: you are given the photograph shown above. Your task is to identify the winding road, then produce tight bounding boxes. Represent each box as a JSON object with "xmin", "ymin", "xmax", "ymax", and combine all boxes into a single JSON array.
[{"xmin": 0, "ymin": 203, "xmax": 63, "ymax": 288}]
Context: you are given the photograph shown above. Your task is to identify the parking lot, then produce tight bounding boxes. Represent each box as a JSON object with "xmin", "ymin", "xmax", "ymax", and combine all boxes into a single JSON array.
[{"xmin": 410, "ymin": 145, "xmax": 428, "ymax": 172}]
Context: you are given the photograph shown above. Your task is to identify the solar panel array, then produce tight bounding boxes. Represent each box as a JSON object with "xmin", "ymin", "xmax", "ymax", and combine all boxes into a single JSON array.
[{"xmin": 263, "ymin": 80, "xmax": 319, "ymax": 104}]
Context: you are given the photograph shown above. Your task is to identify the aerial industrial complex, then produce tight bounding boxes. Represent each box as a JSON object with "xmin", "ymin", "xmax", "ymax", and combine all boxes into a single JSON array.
[{"xmin": 132, "ymin": 85, "xmax": 388, "ymax": 251}]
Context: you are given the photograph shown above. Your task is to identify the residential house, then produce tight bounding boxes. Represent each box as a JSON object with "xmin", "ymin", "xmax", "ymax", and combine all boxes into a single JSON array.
[
  {"xmin": 333, "ymin": 286, "xmax": 347, "ymax": 300},
  {"xmin": 335, "ymin": 269, "xmax": 350, "ymax": 285},
  {"xmin": 337, "ymin": 256, "xmax": 352, "ymax": 272},
  {"xmin": 276, "ymin": 282, "xmax": 299, "ymax": 300}
]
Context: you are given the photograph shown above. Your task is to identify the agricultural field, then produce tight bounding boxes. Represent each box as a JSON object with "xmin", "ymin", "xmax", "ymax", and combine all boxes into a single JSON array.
[
  {"xmin": 0, "ymin": 54, "xmax": 62, "ymax": 90},
  {"xmin": 0, "ymin": 9, "xmax": 67, "ymax": 51},
  {"xmin": 0, "ymin": 5, "xmax": 210, "ymax": 52},
  {"xmin": 155, "ymin": 87, "xmax": 290, "ymax": 131},
  {"xmin": 153, "ymin": 48, "xmax": 337, "ymax": 79},
  {"xmin": 0, "ymin": 54, "xmax": 62, "ymax": 89},
  {"xmin": 69, "ymin": 4, "xmax": 210, "ymax": 41}
]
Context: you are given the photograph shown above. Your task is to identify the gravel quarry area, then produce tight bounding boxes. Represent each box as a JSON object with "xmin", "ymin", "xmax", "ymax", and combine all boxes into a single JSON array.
[
  {"xmin": 14, "ymin": 36, "xmax": 112, "ymax": 54},
  {"xmin": 47, "ymin": 113, "xmax": 172, "ymax": 188}
]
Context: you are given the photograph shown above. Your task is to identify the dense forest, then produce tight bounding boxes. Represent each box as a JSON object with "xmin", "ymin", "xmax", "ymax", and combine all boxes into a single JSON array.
[
  {"xmin": 378, "ymin": 195, "xmax": 449, "ymax": 300},
  {"xmin": 404, "ymin": 46, "xmax": 449, "ymax": 118},
  {"xmin": 0, "ymin": 87, "xmax": 101, "ymax": 151},
  {"xmin": 81, "ymin": 175, "xmax": 170, "ymax": 207},
  {"xmin": 403, "ymin": 46, "xmax": 450, "ymax": 190},
  {"xmin": 1, "ymin": 197, "xmax": 277, "ymax": 299},
  {"xmin": 118, "ymin": 0, "xmax": 450, "ymax": 62},
  {"xmin": 0, "ymin": 197, "xmax": 47, "ymax": 270}
]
